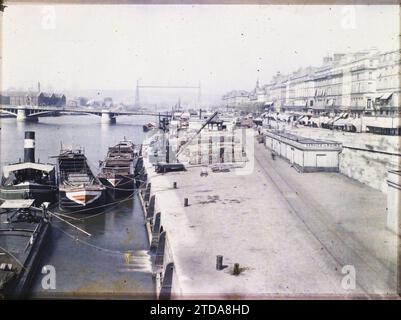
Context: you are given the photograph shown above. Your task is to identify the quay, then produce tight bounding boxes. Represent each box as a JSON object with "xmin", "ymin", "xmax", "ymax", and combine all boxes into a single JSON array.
[{"xmin": 139, "ymin": 120, "xmax": 398, "ymax": 299}]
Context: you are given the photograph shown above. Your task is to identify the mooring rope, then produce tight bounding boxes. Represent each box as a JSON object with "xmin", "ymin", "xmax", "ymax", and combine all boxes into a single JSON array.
[{"xmin": 51, "ymin": 224, "xmax": 129, "ymax": 256}]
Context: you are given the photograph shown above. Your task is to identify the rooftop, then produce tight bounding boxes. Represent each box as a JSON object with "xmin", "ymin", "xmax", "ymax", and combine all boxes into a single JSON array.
[{"xmin": 267, "ymin": 129, "xmax": 340, "ymax": 145}]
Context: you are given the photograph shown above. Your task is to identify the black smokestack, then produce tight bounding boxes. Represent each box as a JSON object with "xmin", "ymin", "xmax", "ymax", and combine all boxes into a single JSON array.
[{"xmin": 24, "ymin": 131, "xmax": 35, "ymax": 163}]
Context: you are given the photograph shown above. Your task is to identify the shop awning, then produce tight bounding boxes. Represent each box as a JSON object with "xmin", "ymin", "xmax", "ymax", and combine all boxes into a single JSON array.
[
  {"xmin": 327, "ymin": 118, "xmax": 336, "ymax": 124},
  {"xmin": 380, "ymin": 92, "xmax": 393, "ymax": 100},
  {"xmin": 293, "ymin": 100, "xmax": 307, "ymax": 108},
  {"xmin": 319, "ymin": 117, "xmax": 330, "ymax": 125},
  {"xmin": 346, "ymin": 118, "xmax": 361, "ymax": 127},
  {"xmin": 264, "ymin": 101, "xmax": 274, "ymax": 106},
  {"xmin": 333, "ymin": 119, "xmax": 347, "ymax": 126}
]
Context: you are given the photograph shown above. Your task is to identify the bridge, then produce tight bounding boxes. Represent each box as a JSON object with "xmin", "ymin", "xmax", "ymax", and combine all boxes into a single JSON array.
[{"xmin": 0, "ymin": 105, "xmax": 171, "ymax": 124}]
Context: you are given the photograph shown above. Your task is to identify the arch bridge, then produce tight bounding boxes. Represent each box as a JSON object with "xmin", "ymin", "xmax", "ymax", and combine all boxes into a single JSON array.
[{"xmin": 0, "ymin": 105, "xmax": 171, "ymax": 123}]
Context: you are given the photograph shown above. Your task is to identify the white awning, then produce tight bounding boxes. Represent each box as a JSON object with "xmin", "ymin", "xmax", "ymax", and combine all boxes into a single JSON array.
[
  {"xmin": 278, "ymin": 114, "xmax": 291, "ymax": 121},
  {"xmin": 327, "ymin": 118, "xmax": 336, "ymax": 124},
  {"xmin": 333, "ymin": 119, "xmax": 347, "ymax": 126},
  {"xmin": 380, "ymin": 92, "xmax": 393, "ymax": 100},
  {"xmin": 293, "ymin": 100, "xmax": 307, "ymax": 107},
  {"xmin": 264, "ymin": 101, "xmax": 274, "ymax": 106},
  {"xmin": 347, "ymin": 118, "xmax": 362, "ymax": 127},
  {"xmin": 0, "ymin": 199, "xmax": 35, "ymax": 209},
  {"xmin": 3, "ymin": 162, "xmax": 54, "ymax": 178}
]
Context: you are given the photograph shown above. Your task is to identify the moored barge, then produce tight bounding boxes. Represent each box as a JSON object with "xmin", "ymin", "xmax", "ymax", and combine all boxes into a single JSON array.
[
  {"xmin": 0, "ymin": 200, "xmax": 50, "ymax": 299},
  {"xmin": 97, "ymin": 139, "xmax": 139, "ymax": 200},
  {"xmin": 143, "ymin": 122, "xmax": 157, "ymax": 132},
  {"xmin": 57, "ymin": 147, "xmax": 106, "ymax": 213}
]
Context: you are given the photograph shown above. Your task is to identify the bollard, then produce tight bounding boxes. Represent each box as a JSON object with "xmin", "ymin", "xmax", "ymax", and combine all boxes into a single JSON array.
[
  {"xmin": 184, "ymin": 198, "xmax": 189, "ymax": 207},
  {"xmin": 216, "ymin": 255, "xmax": 223, "ymax": 270},
  {"xmin": 233, "ymin": 263, "xmax": 240, "ymax": 276},
  {"xmin": 173, "ymin": 182, "xmax": 177, "ymax": 189}
]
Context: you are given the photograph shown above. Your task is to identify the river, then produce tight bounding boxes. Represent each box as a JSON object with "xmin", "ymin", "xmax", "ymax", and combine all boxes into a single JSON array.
[{"xmin": 0, "ymin": 115, "xmax": 157, "ymax": 298}]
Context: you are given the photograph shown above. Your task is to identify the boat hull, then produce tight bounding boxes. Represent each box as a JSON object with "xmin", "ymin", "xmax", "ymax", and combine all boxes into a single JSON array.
[
  {"xmin": 58, "ymin": 187, "xmax": 106, "ymax": 213},
  {"xmin": 0, "ymin": 215, "xmax": 50, "ymax": 299},
  {"xmin": 98, "ymin": 174, "xmax": 135, "ymax": 200},
  {"xmin": 0, "ymin": 183, "xmax": 57, "ymax": 205}
]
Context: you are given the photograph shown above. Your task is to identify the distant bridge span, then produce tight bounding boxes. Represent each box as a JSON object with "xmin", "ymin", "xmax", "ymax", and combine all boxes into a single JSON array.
[{"xmin": 0, "ymin": 105, "xmax": 171, "ymax": 123}]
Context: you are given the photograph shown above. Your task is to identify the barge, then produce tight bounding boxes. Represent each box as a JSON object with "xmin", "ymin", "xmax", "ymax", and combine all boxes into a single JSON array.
[
  {"xmin": 143, "ymin": 122, "xmax": 157, "ymax": 132},
  {"xmin": 0, "ymin": 200, "xmax": 50, "ymax": 299},
  {"xmin": 97, "ymin": 139, "xmax": 139, "ymax": 200},
  {"xmin": 57, "ymin": 147, "xmax": 106, "ymax": 213}
]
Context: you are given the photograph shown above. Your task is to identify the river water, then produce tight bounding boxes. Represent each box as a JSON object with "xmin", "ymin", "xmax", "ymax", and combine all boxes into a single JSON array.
[{"xmin": 0, "ymin": 115, "xmax": 157, "ymax": 298}]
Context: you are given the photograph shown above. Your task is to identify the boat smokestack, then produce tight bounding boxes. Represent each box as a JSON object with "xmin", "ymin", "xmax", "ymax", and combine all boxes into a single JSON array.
[{"xmin": 24, "ymin": 131, "xmax": 35, "ymax": 163}]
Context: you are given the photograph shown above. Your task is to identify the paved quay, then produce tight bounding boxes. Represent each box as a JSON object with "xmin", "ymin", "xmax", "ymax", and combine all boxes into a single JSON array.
[{"xmin": 142, "ymin": 129, "xmax": 398, "ymax": 298}]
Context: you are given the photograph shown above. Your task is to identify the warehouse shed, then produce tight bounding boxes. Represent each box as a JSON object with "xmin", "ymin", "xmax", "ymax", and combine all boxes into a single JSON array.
[{"xmin": 264, "ymin": 130, "xmax": 342, "ymax": 172}]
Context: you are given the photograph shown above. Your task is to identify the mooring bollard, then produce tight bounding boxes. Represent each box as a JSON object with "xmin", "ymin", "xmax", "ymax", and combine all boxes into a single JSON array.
[
  {"xmin": 173, "ymin": 182, "xmax": 177, "ymax": 189},
  {"xmin": 184, "ymin": 198, "xmax": 189, "ymax": 207},
  {"xmin": 216, "ymin": 255, "xmax": 223, "ymax": 270},
  {"xmin": 233, "ymin": 263, "xmax": 240, "ymax": 275}
]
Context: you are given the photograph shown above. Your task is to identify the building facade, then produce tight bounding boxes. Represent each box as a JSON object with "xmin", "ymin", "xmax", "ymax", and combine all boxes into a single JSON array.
[
  {"xmin": 0, "ymin": 94, "xmax": 10, "ymax": 105},
  {"xmin": 222, "ymin": 90, "xmax": 250, "ymax": 107},
  {"xmin": 285, "ymin": 67, "xmax": 316, "ymax": 112},
  {"xmin": 8, "ymin": 91, "xmax": 39, "ymax": 106},
  {"xmin": 375, "ymin": 49, "xmax": 400, "ymax": 115},
  {"xmin": 3, "ymin": 91, "xmax": 66, "ymax": 107},
  {"xmin": 222, "ymin": 48, "xmax": 399, "ymax": 116}
]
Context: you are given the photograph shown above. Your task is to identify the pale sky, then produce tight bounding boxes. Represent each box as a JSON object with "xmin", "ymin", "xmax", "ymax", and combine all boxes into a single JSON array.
[{"xmin": 1, "ymin": 4, "xmax": 399, "ymax": 103}]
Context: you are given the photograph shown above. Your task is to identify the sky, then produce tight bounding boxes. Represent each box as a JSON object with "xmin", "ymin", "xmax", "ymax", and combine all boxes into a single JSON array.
[{"xmin": 0, "ymin": 4, "xmax": 399, "ymax": 104}]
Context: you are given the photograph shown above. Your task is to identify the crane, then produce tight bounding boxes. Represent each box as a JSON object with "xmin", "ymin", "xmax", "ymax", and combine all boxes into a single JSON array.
[
  {"xmin": 175, "ymin": 111, "xmax": 219, "ymax": 159},
  {"xmin": 154, "ymin": 111, "xmax": 219, "ymax": 173}
]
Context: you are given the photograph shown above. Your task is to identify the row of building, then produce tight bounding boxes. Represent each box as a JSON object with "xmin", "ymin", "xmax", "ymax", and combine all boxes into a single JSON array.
[
  {"xmin": 222, "ymin": 48, "xmax": 400, "ymax": 116},
  {"xmin": 0, "ymin": 91, "xmax": 66, "ymax": 107},
  {"xmin": 0, "ymin": 90, "xmax": 114, "ymax": 109}
]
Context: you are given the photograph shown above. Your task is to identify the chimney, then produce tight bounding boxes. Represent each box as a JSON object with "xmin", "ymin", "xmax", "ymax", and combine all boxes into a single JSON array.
[
  {"xmin": 38, "ymin": 82, "xmax": 41, "ymax": 93},
  {"xmin": 24, "ymin": 131, "xmax": 35, "ymax": 163}
]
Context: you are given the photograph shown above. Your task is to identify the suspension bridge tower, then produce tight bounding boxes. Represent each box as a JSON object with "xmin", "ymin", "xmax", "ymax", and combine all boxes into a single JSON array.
[{"xmin": 134, "ymin": 79, "xmax": 140, "ymax": 108}]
